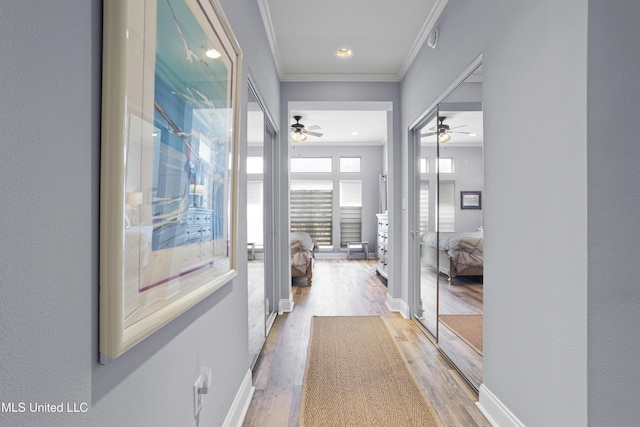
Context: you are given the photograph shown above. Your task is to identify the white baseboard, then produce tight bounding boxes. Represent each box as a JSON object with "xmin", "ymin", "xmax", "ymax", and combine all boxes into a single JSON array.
[
  {"xmin": 313, "ymin": 252, "xmax": 375, "ymax": 260},
  {"xmin": 222, "ymin": 369, "xmax": 255, "ymax": 427},
  {"xmin": 279, "ymin": 298, "xmax": 294, "ymax": 314},
  {"xmin": 477, "ymin": 384, "xmax": 525, "ymax": 427},
  {"xmin": 385, "ymin": 293, "xmax": 410, "ymax": 319}
]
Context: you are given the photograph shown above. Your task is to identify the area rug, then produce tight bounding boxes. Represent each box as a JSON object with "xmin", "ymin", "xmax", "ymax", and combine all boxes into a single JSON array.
[
  {"xmin": 438, "ymin": 314, "xmax": 483, "ymax": 355},
  {"xmin": 299, "ymin": 316, "xmax": 441, "ymax": 427}
]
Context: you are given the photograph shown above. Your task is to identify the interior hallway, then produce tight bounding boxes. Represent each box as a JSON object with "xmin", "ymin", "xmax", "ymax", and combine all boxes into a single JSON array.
[{"xmin": 242, "ymin": 259, "xmax": 489, "ymax": 426}]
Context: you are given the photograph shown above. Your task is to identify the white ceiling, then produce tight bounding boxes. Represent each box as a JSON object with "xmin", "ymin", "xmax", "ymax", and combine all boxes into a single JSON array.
[
  {"xmin": 289, "ymin": 110, "xmax": 388, "ymax": 145},
  {"xmin": 258, "ymin": 0, "xmax": 448, "ymax": 82},
  {"xmin": 257, "ymin": 0, "xmax": 464, "ymax": 146}
]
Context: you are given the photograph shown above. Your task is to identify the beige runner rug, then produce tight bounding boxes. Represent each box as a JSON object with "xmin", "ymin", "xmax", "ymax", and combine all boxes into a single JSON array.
[
  {"xmin": 439, "ymin": 314, "xmax": 483, "ymax": 355},
  {"xmin": 300, "ymin": 316, "xmax": 441, "ymax": 427}
]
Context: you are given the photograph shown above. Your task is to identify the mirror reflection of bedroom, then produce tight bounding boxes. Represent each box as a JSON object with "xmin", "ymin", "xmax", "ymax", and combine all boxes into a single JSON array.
[
  {"xmin": 415, "ymin": 64, "xmax": 484, "ymax": 391},
  {"xmin": 247, "ymin": 82, "xmax": 278, "ymax": 369}
]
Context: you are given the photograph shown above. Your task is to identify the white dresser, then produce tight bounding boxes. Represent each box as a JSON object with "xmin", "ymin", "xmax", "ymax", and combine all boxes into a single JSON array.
[{"xmin": 376, "ymin": 213, "xmax": 388, "ymax": 280}]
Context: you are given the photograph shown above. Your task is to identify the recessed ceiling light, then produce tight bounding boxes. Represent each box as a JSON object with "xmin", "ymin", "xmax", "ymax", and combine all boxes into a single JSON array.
[
  {"xmin": 206, "ymin": 48, "xmax": 221, "ymax": 59},
  {"xmin": 468, "ymin": 133, "xmax": 477, "ymax": 137},
  {"xmin": 352, "ymin": 131, "xmax": 359, "ymax": 136},
  {"xmin": 336, "ymin": 48, "xmax": 353, "ymax": 59}
]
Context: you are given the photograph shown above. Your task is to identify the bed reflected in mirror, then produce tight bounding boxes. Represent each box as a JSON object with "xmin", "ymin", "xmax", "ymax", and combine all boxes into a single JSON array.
[{"xmin": 436, "ymin": 64, "xmax": 484, "ymax": 391}]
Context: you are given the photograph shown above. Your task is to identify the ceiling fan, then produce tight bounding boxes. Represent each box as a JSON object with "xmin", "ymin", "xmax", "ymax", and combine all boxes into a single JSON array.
[
  {"xmin": 422, "ymin": 116, "xmax": 470, "ymax": 143},
  {"xmin": 290, "ymin": 115, "xmax": 323, "ymax": 142}
]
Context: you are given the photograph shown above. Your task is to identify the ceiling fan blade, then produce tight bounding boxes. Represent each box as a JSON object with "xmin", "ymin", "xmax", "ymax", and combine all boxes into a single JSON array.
[
  {"xmin": 307, "ymin": 125, "xmax": 321, "ymax": 131},
  {"xmin": 449, "ymin": 124, "xmax": 468, "ymax": 130},
  {"xmin": 421, "ymin": 131, "xmax": 437, "ymax": 136},
  {"xmin": 306, "ymin": 131, "xmax": 323, "ymax": 137}
]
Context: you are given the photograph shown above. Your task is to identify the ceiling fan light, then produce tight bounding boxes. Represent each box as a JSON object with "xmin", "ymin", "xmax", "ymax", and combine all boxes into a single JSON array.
[
  {"xmin": 439, "ymin": 132, "xmax": 451, "ymax": 143},
  {"xmin": 290, "ymin": 131, "xmax": 299, "ymax": 143},
  {"xmin": 336, "ymin": 48, "xmax": 353, "ymax": 59},
  {"xmin": 299, "ymin": 132, "xmax": 307, "ymax": 142}
]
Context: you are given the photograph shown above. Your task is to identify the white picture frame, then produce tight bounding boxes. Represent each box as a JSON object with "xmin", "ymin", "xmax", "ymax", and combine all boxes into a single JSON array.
[{"xmin": 100, "ymin": 0, "xmax": 242, "ymax": 362}]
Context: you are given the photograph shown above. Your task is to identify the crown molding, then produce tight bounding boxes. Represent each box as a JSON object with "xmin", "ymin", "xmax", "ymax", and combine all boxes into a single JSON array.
[
  {"xmin": 257, "ymin": 0, "xmax": 284, "ymax": 79},
  {"xmin": 281, "ymin": 73, "xmax": 402, "ymax": 83},
  {"xmin": 258, "ymin": 0, "xmax": 450, "ymax": 83},
  {"xmin": 397, "ymin": 0, "xmax": 450, "ymax": 79}
]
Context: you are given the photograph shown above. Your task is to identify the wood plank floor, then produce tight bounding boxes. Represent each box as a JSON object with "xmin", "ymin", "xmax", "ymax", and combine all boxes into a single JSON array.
[
  {"xmin": 248, "ymin": 259, "xmax": 266, "ymax": 368},
  {"xmin": 418, "ymin": 265, "xmax": 484, "ymax": 390},
  {"xmin": 242, "ymin": 259, "xmax": 490, "ymax": 427}
]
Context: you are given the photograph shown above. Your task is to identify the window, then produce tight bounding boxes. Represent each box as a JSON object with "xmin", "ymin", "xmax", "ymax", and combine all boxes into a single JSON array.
[
  {"xmin": 437, "ymin": 157, "xmax": 454, "ymax": 173},
  {"xmin": 246, "ymin": 157, "xmax": 263, "ymax": 174},
  {"xmin": 247, "ymin": 181, "xmax": 263, "ymax": 245},
  {"xmin": 339, "ymin": 181, "xmax": 362, "ymax": 247},
  {"xmin": 419, "ymin": 181, "xmax": 429, "ymax": 233},
  {"xmin": 438, "ymin": 181, "xmax": 455, "ymax": 232},
  {"xmin": 340, "ymin": 157, "xmax": 361, "ymax": 173},
  {"xmin": 420, "ymin": 158, "xmax": 429, "ymax": 174},
  {"xmin": 290, "ymin": 157, "xmax": 332, "ymax": 173},
  {"xmin": 290, "ymin": 180, "xmax": 333, "ymax": 247}
]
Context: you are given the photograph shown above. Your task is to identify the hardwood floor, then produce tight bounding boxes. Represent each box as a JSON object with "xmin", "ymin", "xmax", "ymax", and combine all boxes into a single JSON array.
[
  {"xmin": 248, "ymin": 259, "xmax": 266, "ymax": 368},
  {"xmin": 438, "ymin": 275, "xmax": 484, "ymax": 390},
  {"xmin": 242, "ymin": 259, "xmax": 490, "ymax": 426},
  {"xmin": 417, "ymin": 265, "xmax": 484, "ymax": 390}
]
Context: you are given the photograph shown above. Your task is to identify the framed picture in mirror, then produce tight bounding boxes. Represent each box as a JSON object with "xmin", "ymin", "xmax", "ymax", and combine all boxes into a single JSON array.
[{"xmin": 461, "ymin": 191, "xmax": 482, "ymax": 209}]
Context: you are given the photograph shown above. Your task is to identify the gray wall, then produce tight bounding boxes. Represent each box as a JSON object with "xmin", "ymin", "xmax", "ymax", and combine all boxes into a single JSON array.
[
  {"xmin": 421, "ymin": 146, "xmax": 484, "ymax": 233},
  {"xmin": 403, "ymin": 0, "xmax": 588, "ymax": 425},
  {"xmin": 2, "ymin": 1, "xmax": 638, "ymax": 426},
  {"xmin": 587, "ymin": 1, "xmax": 640, "ymax": 424},
  {"xmin": 0, "ymin": 1, "xmax": 280, "ymax": 426},
  {"xmin": 401, "ymin": 0, "xmax": 640, "ymax": 425}
]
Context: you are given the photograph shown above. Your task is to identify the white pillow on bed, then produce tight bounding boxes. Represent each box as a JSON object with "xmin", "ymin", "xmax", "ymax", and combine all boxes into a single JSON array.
[{"xmin": 290, "ymin": 232, "xmax": 314, "ymax": 251}]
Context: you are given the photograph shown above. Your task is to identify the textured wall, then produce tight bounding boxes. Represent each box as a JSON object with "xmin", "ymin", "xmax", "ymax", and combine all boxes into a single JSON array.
[
  {"xmin": 0, "ymin": 0, "xmax": 280, "ymax": 426},
  {"xmin": 587, "ymin": 1, "xmax": 640, "ymax": 424},
  {"xmin": 401, "ymin": 0, "xmax": 589, "ymax": 425}
]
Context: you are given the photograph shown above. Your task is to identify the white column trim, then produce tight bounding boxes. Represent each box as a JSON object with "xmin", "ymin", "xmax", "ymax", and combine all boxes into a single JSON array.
[
  {"xmin": 279, "ymin": 298, "xmax": 294, "ymax": 314},
  {"xmin": 385, "ymin": 293, "xmax": 410, "ymax": 319}
]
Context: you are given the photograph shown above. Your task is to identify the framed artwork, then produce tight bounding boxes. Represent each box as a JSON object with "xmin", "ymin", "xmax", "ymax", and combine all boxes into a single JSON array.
[
  {"xmin": 460, "ymin": 191, "xmax": 482, "ymax": 209},
  {"xmin": 100, "ymin": 0, "xmax": 242, "ymax": 362}
]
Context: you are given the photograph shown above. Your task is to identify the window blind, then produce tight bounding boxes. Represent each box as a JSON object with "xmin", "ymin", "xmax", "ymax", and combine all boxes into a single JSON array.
[
  {"xmin": 438, "ymin": 181, "xmax": 455, "ymax": 232},
  {"xmin": 419, "ymin": 180, "xmax": 429, "ymax": 234},
  {"xmin": 340, "ymin": 207, "xmax": 362, "ymax": 246},
  {"xmin": 247, "ymin": 181, "xmax": 263, "ymax": 245},
  {"xmin": 290, "ymin": 189, "xmax": 333, "ymax": 246},
  {"xmin": 340, "ymin": 181, "xmax": 362, "ymax": 247}
]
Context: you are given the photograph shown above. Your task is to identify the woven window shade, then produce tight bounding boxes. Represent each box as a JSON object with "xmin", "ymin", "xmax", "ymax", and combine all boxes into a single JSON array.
[{"xmin": 290, "ymin": 189, "xmax": 333, "ymax": 246}]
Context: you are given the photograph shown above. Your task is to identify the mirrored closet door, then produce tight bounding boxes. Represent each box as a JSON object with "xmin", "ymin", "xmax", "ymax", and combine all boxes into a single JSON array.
[
  {"xmin": 412, "ymin": 63, "xmax": 484, "ymax": 391},
  {"xmin": 436, "ymin": 64, "xmax": 484, "ymax": 391},
  {"xmin": 247, "ymin": 82, "xmax": 277, "ymax": 368},
  {"xmin": 414, "ymin": 108, "xmax": 440, "ymax": 338}
]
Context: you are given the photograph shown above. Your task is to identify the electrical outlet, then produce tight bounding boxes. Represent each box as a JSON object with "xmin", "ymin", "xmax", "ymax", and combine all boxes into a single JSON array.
[
  {"xmin": 193, "ymin": 367, "xmax": 212, "ymax": 417},
  {"xmin": 193, "ymin": 379, "xmax": 203, "ymax": 417}
]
